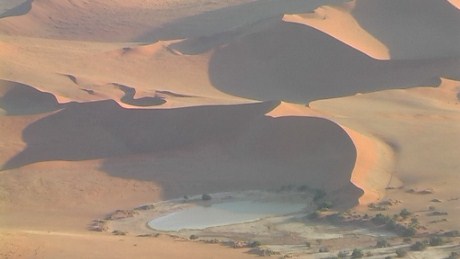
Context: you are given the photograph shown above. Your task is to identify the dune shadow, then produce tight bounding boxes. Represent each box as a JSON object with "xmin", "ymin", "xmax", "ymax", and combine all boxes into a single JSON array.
[
  {"xmin": 351, "ymin": 0, "xmax": 460, "ymax": 60},
  {"xmin": 208, "ymin": 21, "xmax": 459, "ymax": 103},
  {"xmin": 0, "ymin": 79, "xmax": 62, "ymax": 115},
  {"xmin": 3, "ymin": 100, "xmax": 361, "ymax": 206},
  {"xmin": 138, "ymin": 0, "xmax": 345, "ymax": 43},
  {"xmin": 113, "ymin": 83, "xmax": 166, "ymax": 107},
  {"xmin": 0, "ymin": 0, "xmax": 32, "ymax": 19}
]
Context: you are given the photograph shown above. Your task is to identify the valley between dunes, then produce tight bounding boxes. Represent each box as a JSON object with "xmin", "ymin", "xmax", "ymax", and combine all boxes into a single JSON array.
[{"xmin": 1, "ymin": 0, "xmax": 459, "ymax": 258}]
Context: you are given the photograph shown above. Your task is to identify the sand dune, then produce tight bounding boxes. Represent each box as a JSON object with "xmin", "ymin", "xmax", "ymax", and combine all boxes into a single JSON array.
[
  {"xmin": 209, "ymin": 20, "xmax": 459, "ymax": 103},
  {"xmin": 351, "ymin": 0, "xmax": 460, "ymax": 60},
  {"xmin": 283, "ymin": 2, "xmax": 390, "ymax": 60},
  {"xmin": 284, "ymin": 0, "xmax": 460, "ymax": 60},
  {"xmin": 0, "ymin": 0, "xmax": 31, "ymax": 19},
  {"xmin": 1, "ymin": 0, "xmax": 460, "ymax": 257},
  {"xmin": 0, "ymin": 79, "xmax": 61, "ymax": 115},
  {"xmin": 311, "ymin": 79, "xmax": 460, "ymax": 228},
  {"xmin": 2, "ymin": 100, "xmax": 359, "ymax": 205}
]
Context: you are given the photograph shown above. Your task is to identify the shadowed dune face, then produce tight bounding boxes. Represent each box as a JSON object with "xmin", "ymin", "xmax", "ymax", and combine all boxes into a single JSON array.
[
  {"xmin": 0, "ymin": 79, "xmax": 61, "ymax": 115},
  {"xmin": 3, "ymin": 100, "xmax": 360, "ymax": 205},
  {"xmin": 140, "ymin": 0, "xmax": 346, "ymax": 42},
  {"xmin": 113, "ymin": 83, "xmax": 166, "ymax": 107},
  {"xmin": 209, "ymin": 21, "xmax": 459, "ymax": 103},
  {"xmin": 352, "ymin": 0, "xmax": 460, "ymax": 59},
  {"xmin": 0, "ymin": 0, "xmax": 32, "ymax": 19}
]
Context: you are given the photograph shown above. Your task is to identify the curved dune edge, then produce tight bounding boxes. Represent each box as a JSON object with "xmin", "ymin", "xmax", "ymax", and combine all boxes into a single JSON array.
[
  {"xmin": 340, "ymin": 127, "xmax": 397, "ymax": 205},
  {"xmin": 448, "ymin": 0, "xmax": 460, "ymax": 9},
  {"xmin": 266, "ymin": 102, "xmax": 383, "ymax": 205},
  {"xmin": 282, "ymin": 1, "xmax": 390, "ymax": 60}
]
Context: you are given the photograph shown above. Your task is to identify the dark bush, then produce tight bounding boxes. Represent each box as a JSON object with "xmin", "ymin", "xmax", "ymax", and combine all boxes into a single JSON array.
[
  {"xmin": 318, "ymin": 201, "xmax": 333, "ymax": 210},
  {"xmin": 372, "ymin": 213, "xmax": 391, "ymax": 225},
  {"xmin": 249, "ymin": 240, "xmax": 262, "ymax": 247},
  {"xmin": 319, "ymin": 247, "xmax": 330, "ymax": 253},
  {"xmin": 351, "ymin": 248, "xmax": 364, "ymax": 258},
  {"xmin": 337, "ymin": 251, "xmax": 348, "ymax": 258},
  {"xmin": 201, "ymin": 193, "xmax": 212, "ymax": 201},
  {"xmin": 395, "ymin": 248, "xmax": 407, "ymax": 257},
  {"xmin": 400, "ymin": 209, "xmax": 411, "ymax": 219},
  {"xmin": 429, "ymin": 236, "xmax": 444, "ymax": 246},
  {"xmin": 189, "ymin": 234, "xmax": 199, "ymax": 240},
  {"xmin": 410, "ymin": 241, "xmax": 427, "ymax": 251},
  {"xmin": 376, "ymin": 238, "xmax": 390, "ymax": 248},
  {"xmin": 313, "ymin": 189, "xmax": 327, "ymax": 202}
]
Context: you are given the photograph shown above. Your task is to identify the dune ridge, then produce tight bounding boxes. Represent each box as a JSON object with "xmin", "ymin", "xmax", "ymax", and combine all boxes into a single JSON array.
[
  {"xmin": 283, "ymin": 2, "xmax": 390, "ymax": 60},
  {"xmin": 1, "ymin": 0, "xmax": 460, "ymax": 257}
]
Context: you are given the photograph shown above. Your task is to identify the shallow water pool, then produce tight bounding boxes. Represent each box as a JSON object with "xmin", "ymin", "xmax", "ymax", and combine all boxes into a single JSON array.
[{"xmin": 148, "ymin": 200, "xmax": 306, "ymax": 231}]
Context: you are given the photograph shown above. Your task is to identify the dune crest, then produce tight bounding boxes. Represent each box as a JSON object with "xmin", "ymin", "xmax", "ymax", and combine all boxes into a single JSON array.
[
  {"xmin": 351, "ymin": 0, "xmax": 460, "ymax": 59},
  {"xmin": 341, "ymin": 127, "xmax": 396, "ymax": 204},
  {"xmin": 448, "ymin": 0, "xmax": 460, "ymax": 9},
  {"xmin": 283, "ymin": 2, "xmax": 390, "ymax": 60}
]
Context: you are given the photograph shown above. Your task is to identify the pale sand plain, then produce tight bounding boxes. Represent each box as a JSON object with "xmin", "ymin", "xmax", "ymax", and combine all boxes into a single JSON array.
[{"xmin": 1, "ymin": 0, "xmax": 459, "ymax": 258}]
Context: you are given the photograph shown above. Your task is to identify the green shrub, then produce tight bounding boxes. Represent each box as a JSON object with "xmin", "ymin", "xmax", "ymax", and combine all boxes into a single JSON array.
[{"xmin": 189, "ymin": 234, "xmax": 199, "ymax": 240}]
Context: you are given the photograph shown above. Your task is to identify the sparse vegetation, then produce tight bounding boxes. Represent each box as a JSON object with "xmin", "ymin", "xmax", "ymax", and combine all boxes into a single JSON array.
[
  {"xmin": 351, "ymin": 248, "xmax": 364, "ymax": 258},
  {"xmin": 112, "ymin": 230, "xmax": 127, "ymax": 236},
  {"xmin": 410, "ymin": 241, "xmax": 427, "ymax": 251},
  {"xmin": 371, "ymin": 213, "xmax": 416, "ymax": 236},
  {"xmin": 249, "ymin": 240, "xmax": 262, "ymax": 248},
  {"xmin": 337, "ymin": 251, "xmax": 348, "ymax": 258},
  {"xmin": 317, "ymin": 200, "xmax": 333, "ymax": 210},
  {"xmin": 429, "ymin": 236, "xmax": 445, "ymax": 246},
  {"xmin": 189, "ymin": 234, "xmax": 199, "ymax": 240},
  {"xmin": 443, "ymin": 230, "xmax": 460, "ymax": 237},
  {"xmin": 319, "ymin": 247, "xmax": 330, "ymax": 253},
  {"xmin": 201, "ymin": 193, "xmax": 212, "ymax": 201},
  {"xmin": 308, "ymin": 210, "xmax": 321, "ymax": 219},
  {"xmin": 400, "ymin": 209, "xmax": 411, "ymax": 219},
  {"xmin": 313, "ymin": 189, "xmax": 327, "ymax": 202},
  {"xmin": 376, "ymin": 238, "xmax": 390, "ymax": 248},
  {"xmin": 395, "ymin": 248, "xmax": 407, "ymax": 257},
  {"xmin": 134, "ymin": 204, "xmax": 155, "ymax": 211},
  {"xmin": 447, "ymin": 252, "xmax": 460, "ymax": 259}
]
